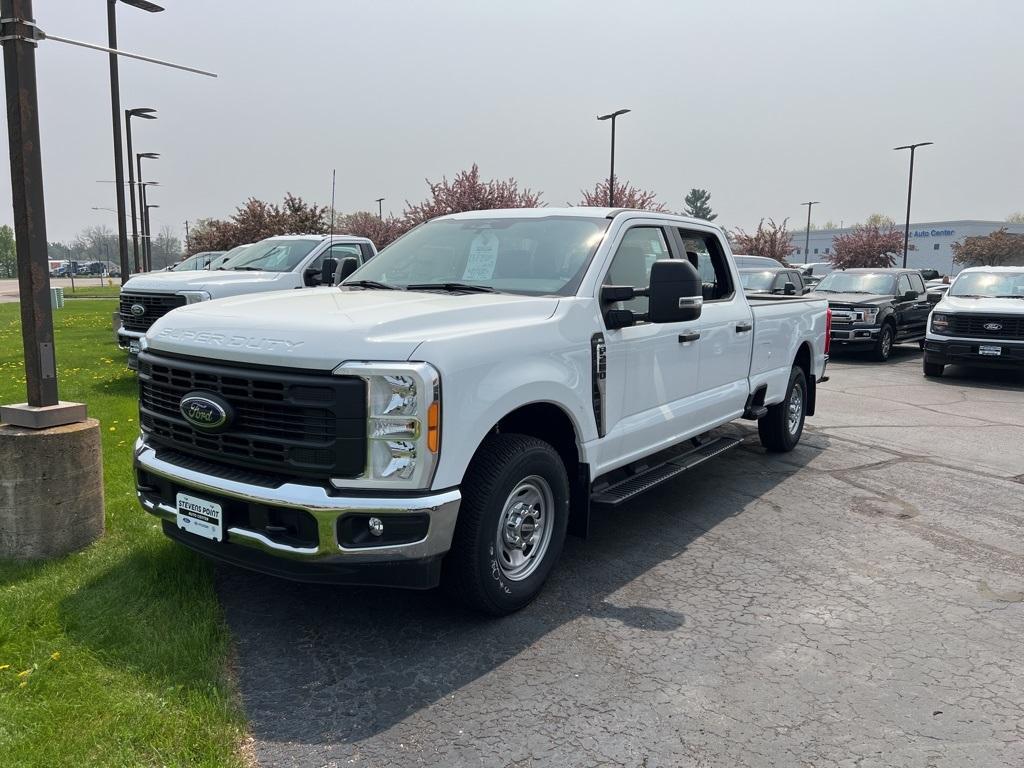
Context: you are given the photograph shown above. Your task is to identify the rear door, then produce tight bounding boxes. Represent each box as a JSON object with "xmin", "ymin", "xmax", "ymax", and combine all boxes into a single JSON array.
[
  {"xmin": 893, "ymin": 273, "xmax": 925, "ymax": 340},
  {"xmin": 674, "ymin": 228, "xmax": 754, "ymax": 425},
  {"xmin": 906, "ymin": 272, "xmax": 930, "ymax": 337}
]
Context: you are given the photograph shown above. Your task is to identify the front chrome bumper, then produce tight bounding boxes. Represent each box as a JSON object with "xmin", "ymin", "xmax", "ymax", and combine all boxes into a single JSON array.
[{"xmin": 134, "ymin": 439, "xmax": 461, "ymax": 566}]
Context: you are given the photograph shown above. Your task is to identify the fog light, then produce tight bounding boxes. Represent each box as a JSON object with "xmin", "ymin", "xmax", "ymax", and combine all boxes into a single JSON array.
[{"xmin": 368, "ymin": 517, "xmax": 384, "ymax": 537}]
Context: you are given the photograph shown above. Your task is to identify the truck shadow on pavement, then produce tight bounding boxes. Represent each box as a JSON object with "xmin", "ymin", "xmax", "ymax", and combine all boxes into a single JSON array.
[{"xmin": 215, "ymin": 424, "xmax": 821, "ymax": 748}]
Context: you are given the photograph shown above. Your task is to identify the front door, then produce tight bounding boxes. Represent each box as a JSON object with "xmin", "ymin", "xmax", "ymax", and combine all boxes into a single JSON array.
[{"xmin": 599, "ymin": 224, "xmax": 702, "ymax": 468}]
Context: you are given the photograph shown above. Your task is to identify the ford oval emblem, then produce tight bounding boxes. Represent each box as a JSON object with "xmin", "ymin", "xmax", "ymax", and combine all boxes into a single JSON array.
[
  {"xmin": 179, "ymin": 392, "xmax": 232, "ymax": 431},
  {"xmin": 130, "ymin": 303, "xmax": 146, "ymax": 317},
  {"xmin": 983, "ymin": 322, "xmax": 1002, "ymax": 331}
]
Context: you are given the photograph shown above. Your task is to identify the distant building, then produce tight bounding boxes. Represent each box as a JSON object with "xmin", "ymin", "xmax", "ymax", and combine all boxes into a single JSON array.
[{"xmin": 789, "ymin": 220, "xmax": 1024, "ymax": 275}]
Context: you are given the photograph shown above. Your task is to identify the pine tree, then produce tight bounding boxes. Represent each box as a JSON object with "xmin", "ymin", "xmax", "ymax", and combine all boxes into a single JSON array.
[{"xmin": 683, "ymin": 188, "xmax": 717, "ymax": 221}]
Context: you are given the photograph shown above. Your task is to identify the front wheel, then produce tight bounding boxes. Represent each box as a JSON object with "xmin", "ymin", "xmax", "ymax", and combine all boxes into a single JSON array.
[
  {"xmin": 445, "ymin": 433, "xmax": 569, "ymax": 615},
  {"xmin": 758, "ymin": 366, "xmax": 808, "ymax": 453},
  {"xmin": 873, "ymin": 323, "xmax": 895, "ymax": 362}
]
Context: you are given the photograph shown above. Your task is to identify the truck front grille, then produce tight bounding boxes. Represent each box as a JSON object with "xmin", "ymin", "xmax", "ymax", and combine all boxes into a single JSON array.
[
  {"xmin": 138, "ymin": 353, "xmax": 366, "ymax": 480},
  {"xmin": 948, "ymin": 314, "xmax": 1024, "ymax": 340},
  {"xmin": 120, "ymin": 292, "xmax": 187, "ymax": 332}
]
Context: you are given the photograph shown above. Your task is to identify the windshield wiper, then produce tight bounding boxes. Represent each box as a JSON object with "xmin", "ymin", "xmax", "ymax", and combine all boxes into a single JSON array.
[
  {"xmin": 995, "ymin": 295, "xmax": 1024, "ymax": 299},
  {"xmin": 814, "ymin": 289, "xmax": 836, "ymax": 293},
  {"xmin": 406, "ymin": 282, "xmax": 497, "ymax": 294},
  {"xmin": 342, "ymin": 279, "xmax": 398, "ymax": 290},
  {"xmin": 232, "ymin": 266, "xmax": 265, "ymax": 271}
]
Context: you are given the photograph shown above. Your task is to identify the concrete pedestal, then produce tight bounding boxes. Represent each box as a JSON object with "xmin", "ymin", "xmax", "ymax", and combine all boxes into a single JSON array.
[{"xmin": 0, "ymin": 418, "xmax": 104, "ymax": 560}]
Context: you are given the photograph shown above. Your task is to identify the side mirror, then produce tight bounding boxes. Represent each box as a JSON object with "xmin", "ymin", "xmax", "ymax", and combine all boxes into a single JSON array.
[
  {"xmin": 784, "ymin": 282, "xmax": 797, "ymax": 295},
  {"xmin": 335, "ymin": 257, "xmax": 359, "ymax": 283},
  {"xmin": 320, "ymin": 257, "xmax": 339, "ymax": 286},
  {"xmin": 927, "ymin": 291, "xmax": 941, "ymax": 304},
  {"xmin": 648, "ymin": 259, "xmax": 703, "ymax": 323},
  {"xmin": 902, "ymin": 290, "xmax": 917, "ymax": 302},
  {"xmin": 604, "ymin": 309, "xmax": 635, "ymax": 330},
  {"xmin": 802, "ymin": 285, "xmax": 812, "ymax": 294}
]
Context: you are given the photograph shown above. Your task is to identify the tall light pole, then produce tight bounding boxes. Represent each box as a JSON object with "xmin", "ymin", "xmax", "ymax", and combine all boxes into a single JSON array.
[
  {"xmin": 144, "ymin": 203, "xmax": 159, "ymax": 268},
  {"xmin": 107, "ymin": 0, "xmax": 164, "ymax": 284},
  {"xmin": 138, "ymin": 181, "xmax": 159, "ymax": 270},
  {"xmin": 375, "ymin": 197, "xmax": 385, "ymax": 219},
  {"xmin": 125, "ymin": 107, "xmax": 156, "ymax": 272},
  {"xmin": 597, "ymin": 108, "xmax": 630, "ymax": 207},
  {"xmin": 894, "ymin": 141, "xmax": 933, "ymax": 268},
  {"xmin": 136, "ymin": 152, "xmax": 158, "ymax": 270},
  {"xmin": 801, "ymin": 201, "xmax": 819, "ymax": 264}
]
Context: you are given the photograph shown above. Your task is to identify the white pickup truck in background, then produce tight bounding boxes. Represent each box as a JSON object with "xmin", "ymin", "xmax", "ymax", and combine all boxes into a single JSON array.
[
  {"xmin": 133, "ymin": 208, "xmax": 830, "ymax": 614},
  {"xmin": 117, "ymin": 234, "xmax": 376, "ymax": 358}
]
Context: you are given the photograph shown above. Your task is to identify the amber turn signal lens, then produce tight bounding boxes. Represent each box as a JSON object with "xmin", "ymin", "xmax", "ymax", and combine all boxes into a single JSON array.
[{"xmin": 427, "ymin": 401, "xmax": 440, "ymax": 453}]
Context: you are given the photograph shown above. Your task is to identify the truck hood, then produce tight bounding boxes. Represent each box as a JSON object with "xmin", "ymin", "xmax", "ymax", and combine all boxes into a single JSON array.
[
  {"xmin": 813, "ymin": 292, "xmax": 892, "ymax": 306},
  {"xmin": 935, "ymin": 295, "xmax": 1024, "ymax": 314},
  {"xmin": 122, "ymin": 269, "xmax": 290, "ymax": 293},
  {"xmin": 145, "ymin": 288, "xmax": 560, "ymax": 370}
]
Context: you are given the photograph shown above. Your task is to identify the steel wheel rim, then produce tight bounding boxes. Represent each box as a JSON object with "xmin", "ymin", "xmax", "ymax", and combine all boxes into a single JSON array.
[
  {"xmin": 881, "ymin": 328, "xmax": 892, "ymax": 357},
  {"xmin": 787, "ymin": 380, "xmax": 804, "ymax": 436},
  {"xmin": 496, "ymin": 475, "xmax": 554, "ymax": 582}
]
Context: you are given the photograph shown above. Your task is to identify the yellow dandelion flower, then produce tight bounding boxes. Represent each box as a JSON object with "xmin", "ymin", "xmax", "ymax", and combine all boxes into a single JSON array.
[
  {"xmin": 16, "ymin": 669, "xmax": 31, "ymax": 679},
  {"xmin": 0, "ymin": 664, "xmax": 9, "ymax": 671},
  {"xmin": 50, "ymin": 651, "xmax": 61, "ymax": 661}
]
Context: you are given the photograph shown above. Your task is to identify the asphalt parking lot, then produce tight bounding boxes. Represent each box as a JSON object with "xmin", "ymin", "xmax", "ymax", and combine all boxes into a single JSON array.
[{"xmin": 219, "ymin": 346, "xmax": 1024, "ymax": 768}]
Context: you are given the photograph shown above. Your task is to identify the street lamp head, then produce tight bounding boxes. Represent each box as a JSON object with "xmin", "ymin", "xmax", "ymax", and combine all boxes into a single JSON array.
[
  {"xmin": 120, "ymin": 0, "xmax": 165, "ymax": 12},
  {"xmin": 802, "ymin": 201, "xmax": 820, "ymax": 206},
  {"xmin": 597, "ymin": 108, "xmax": 631, "ymax": 121},
  {"xmin": 127, "ymin": 107, "xmax": 157, "ymax": 119},
  {"xmin": 893, "ymin": 142, "xmax": 934, "ymax": 151},
  {"xmin": 138, "ymin": 152, "xmax": 160, "ymax": 159}
]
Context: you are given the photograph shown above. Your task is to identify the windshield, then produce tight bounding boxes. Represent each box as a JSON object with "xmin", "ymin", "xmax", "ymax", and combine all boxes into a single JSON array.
[
  {"xmin": 172, "ymin": 252, "xmax": 219, "ymax": 271},
  {"xmin": 219, "ymin": 238, "xmax": 319, "ymax": 273},
  {"xmin": 209, "ymin": 244, "xmax": 251, "ymax": 270},
  {"xmin": 345, "ymin": 216, "xmax": 610, "ymax": 295},
  {"xmin": 740, "ymin": 271, "xmax": 777, "ymax": 290},
  {"xmin": 950, "ymin": 271, "xmax": 1024, "ymax": 298},
  {"xmin": 815, "ymin": 272, "xmax": 896, "ymax": 295}
]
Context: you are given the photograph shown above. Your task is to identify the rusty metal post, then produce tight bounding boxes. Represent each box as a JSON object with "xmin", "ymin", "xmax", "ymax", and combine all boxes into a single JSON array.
[{"xmin": 1, "ymin": 0, "xmax": 58, "ymax": 407}]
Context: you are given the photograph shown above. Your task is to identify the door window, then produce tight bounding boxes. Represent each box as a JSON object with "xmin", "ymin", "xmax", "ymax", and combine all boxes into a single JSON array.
[
  {"xmin": 676, "ymin": 230, "xmax": 734, "ymax": 300},
  {"xmin": 897, "ymin": 274, "xmax": 912, "ymax": 297},
  {"xmin": 909, "ymin": 273, "xmax": 925, "ymax": 294},
  {"xmin": 603, "ymin": 227, "xmax": 670, "ymax": 314}
]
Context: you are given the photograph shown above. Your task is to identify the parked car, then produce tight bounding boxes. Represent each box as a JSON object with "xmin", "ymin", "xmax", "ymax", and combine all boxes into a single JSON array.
[
  {"xmin": 117, "ymin": 234, "xmax": 376, "ymax": 363},
  {"xmin": 800, "ymin": 261, "xmax": 835, "ymax": 280},
  {"xmin": 812, "ymin": 268, "xmax": 935, "ymax": 361},
  {"xmin": 923, "ymin": 266, "xmax": 1024, "ymax": 377},
  {"xmin": 132, "ymin": 208, "xmax": 830, "ymax": 615},
  {"xmin": 739, "ymin": 267, "xmax": 810, "ymax": 295},
  {"xmin": 207, "ymin": 244, "xmax": 252, "ymax": 270},
  {"xmin": 734, "ymin": 254, "xmax": 786, "ymax": 270}
]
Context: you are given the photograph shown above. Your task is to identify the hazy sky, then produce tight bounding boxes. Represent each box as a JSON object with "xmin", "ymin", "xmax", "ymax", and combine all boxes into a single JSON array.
[{"xmin": 2, "ymin": 0, "xmax": 1022, "ymax": 244}]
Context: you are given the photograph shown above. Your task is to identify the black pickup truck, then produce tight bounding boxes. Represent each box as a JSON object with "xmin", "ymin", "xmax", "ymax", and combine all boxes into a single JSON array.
[{"xmin": 811, "ymin": 268, "xmax": 938, "ymax": 361}]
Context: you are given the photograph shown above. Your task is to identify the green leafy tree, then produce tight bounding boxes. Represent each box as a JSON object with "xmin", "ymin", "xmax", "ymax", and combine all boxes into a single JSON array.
[
  {"xmin": 682, "ymin": 188, "xmax": 717, "ymax": 221},
  {"xmin": 0, "ymin": 224, "xmax": 15, "ymax": 278}
]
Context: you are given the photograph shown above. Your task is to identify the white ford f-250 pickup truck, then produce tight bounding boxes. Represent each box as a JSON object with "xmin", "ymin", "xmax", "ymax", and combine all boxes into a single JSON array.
[
  {"xmin": 133, "ymin": 208, "xmax": 830, "ymax": 614},
  {"xmin": 117, "ymin": 234, "xmax": 376, "ymax": 357}
]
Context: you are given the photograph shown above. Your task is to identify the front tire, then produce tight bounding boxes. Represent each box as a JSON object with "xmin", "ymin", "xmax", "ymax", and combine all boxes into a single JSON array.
[
  {"xmin": 445, "ymin": 433, "xmax": 569, "ymax": 615},
  {"xmin": 873, "ymin": 323, "xmax": 895, "ymax": 362},
  {"xmin": 923, "ymin": 360, "xmax": 944, "ymax": 378},
  {"xmin": 758, "ymin": 366, "xmax": 808, "ymax": 453}
]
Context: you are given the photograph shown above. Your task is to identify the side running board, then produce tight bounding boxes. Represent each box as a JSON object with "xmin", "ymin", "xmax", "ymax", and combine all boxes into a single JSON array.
[{"xmin": 590, "ymin": 436, "xmax": 742, "ymax": 507}]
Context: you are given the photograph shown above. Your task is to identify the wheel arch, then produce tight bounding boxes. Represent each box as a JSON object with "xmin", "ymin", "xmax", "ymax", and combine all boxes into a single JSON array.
[{"xmin": 794, "ymin": 340, "xmax": 816, "ymax": 416}]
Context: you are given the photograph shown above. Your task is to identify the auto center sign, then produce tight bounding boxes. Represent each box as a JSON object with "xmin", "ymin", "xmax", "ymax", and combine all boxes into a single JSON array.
[{"xmin": 911, "ymin": 228, "xmax": 955, "ymax": 238}]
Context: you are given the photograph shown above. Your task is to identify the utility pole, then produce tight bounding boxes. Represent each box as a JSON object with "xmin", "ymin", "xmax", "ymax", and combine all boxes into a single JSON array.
[
  {"xmin": 894, "ymin": 142, "xmax": 933, "ymax": 268},
  {"xmin": 0, "ymin": 0, "xmax": 83, "ymax": 424},
  {"xmin": 801, "ymin": 201, "xmax": 819, "ymax": 264},
  {"xmin": 376, "ymin": 197, "xmax": 385, "ymax": 219},
  {"xmin": 184, "ymin": 219, "xmax": 189, "ymax": 252}
]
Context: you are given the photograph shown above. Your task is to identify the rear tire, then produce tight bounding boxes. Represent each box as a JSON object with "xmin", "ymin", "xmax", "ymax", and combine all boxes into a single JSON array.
[
  {"xmin": 923, "ymin": 361, "xmax": 944, "ymax": 378},
  {"xmin": 445, "ymin": 433, "xmax": 569, "ymax": 616},
  {"xmin": 758, "ymin": 366, "xmax": 808, "ymax": 453},
  {"xmin": 873, "ymin": 323, "xmax": 895, "ymax": 362}
]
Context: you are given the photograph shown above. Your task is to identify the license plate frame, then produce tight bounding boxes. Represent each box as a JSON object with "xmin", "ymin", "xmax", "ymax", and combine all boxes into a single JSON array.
[
  {"xmin": 129, "ymin": 339, "xmax": 140, "ymax": 354},
  {"xmin": 978, "ymin": 345, "xmax": 1002, "ymax": 357},
  {"xmin": 176, "ymin": 492, "xmax": 223, "ymax": 542}
]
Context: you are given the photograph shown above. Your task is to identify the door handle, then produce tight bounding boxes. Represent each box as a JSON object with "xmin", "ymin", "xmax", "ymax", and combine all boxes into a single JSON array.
[
  {"xmin": 678, "ymin": 332, "xmax": 700, "ymax": 343},
  {"xmin": 735, "ymin": 322, "xmax": 753, "ymax": 333}
]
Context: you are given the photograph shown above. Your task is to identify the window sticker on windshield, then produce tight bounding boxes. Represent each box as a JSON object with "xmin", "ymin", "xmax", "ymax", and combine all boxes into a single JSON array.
[{"xmin": 463, "ymin": 230, "xmax": 500, "ymax": 281}]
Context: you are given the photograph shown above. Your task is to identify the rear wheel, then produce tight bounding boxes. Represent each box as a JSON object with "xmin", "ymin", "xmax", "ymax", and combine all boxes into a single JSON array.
[
  {"xmin": 873, "ymin": 323, "xmax": 895, "ymax": 362},
  {"xmin": 758, "ymin": 366, "xmax": 807, "ymax": 453},
  {"xmin": 923, "ymin": 361, "xmax": 944, "ymax": 378},
  {"xmin": 445, "ymin": 433, "xmax": 569, "ymax": 615}
]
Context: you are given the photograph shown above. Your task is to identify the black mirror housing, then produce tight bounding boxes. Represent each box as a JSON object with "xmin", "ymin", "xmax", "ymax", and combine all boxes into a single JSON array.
[
  {"xmin": 320, "ymin": 257, "xmax": 339, "ymax": 286},
  {"xmin": 902, "ymin": 290, "xmax": 918, "ymax": 302},
  {"xmin": 648, "ymin": 259, "xmax": 703, "ymax": 323},
  {"xmin": 601, "ymin": 285, "xmax": 635, "ymax": 303},
  {"xmin": 784, "ymin": 282, "xmax": 797, "ymax": 295},
  {"xmin": 927, "ymin": 291, "xmax": 941, "ymax": 304},
  {"xmin": 336, "ymin": 257, "xmax": 359, "ymax": 283}
]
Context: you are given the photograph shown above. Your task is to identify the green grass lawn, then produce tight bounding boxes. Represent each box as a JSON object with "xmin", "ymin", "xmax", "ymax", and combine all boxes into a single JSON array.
[
  {"xmin": 0, "ymin": 302, "xmax": 246, "ymax": 767},
  {"xmin": 62, "ymin": 283, "xmax": 122, "ymax": 299}
]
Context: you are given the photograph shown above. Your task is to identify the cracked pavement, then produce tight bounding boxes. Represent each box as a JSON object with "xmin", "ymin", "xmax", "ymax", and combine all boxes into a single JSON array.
[{"xmin": 218, "ymin": 347, "xmax": 1024, "ymax": 767}]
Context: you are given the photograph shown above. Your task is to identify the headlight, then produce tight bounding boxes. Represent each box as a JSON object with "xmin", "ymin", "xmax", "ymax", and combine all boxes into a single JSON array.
[
  {"xmin": 931, "ymin": 313, "xmax": 951, "ymax": 334},
  {"xmin": 859, "ymin": 307, "xmax": 880, "ymax": 324},
  {"xmin": 178, "ymin": 290, "xmax": 211, "ymax": 304},
  {"xmin": 331, "ymin": 361, "xmax": 440, "ymax": 489}
]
